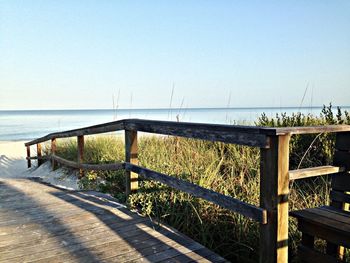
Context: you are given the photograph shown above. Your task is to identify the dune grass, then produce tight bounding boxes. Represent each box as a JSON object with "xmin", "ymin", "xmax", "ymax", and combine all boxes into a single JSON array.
[{"xmin": 52, "ymin": 104, "xmax": 350, "ymax": 262}]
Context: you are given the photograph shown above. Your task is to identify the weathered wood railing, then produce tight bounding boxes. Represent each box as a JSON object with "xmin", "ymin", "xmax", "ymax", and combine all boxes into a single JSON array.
[{"xmin": 25, "ymin": 119, "xmax": 350, "ymax": 263}]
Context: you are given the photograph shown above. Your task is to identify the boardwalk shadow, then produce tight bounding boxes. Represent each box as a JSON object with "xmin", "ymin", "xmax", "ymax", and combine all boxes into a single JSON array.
[
  {"xmin": 47, "ymin": 185, "xmax": 214, "ymax": 262},
  {"xmin": 0, "ymin": 179, "xmax": 103, "ymax": 263},
  {"xmin": 0, "ymin": 179, "xmax": 223, "ymax": 262},
  {"xmin": 0, "ymin": 155, "xmax": 26, "ymax": 178}
]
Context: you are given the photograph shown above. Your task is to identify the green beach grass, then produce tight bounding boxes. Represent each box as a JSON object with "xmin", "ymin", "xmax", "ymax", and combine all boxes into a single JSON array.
[{"xmin": 51, "ymin": 104, "xmax": 350, "ymax": 262}]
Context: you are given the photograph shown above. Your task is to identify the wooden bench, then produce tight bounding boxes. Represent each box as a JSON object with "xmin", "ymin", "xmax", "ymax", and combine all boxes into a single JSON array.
[{"xmin": 290, "ymin": 132, "xmax": 350, "ymax": 262}]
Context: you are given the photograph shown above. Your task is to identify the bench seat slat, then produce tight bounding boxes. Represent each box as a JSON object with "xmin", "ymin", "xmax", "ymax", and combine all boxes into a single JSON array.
[
  {"xmin": 290, "ymin": 206, "xmax": 350, "ymax": 247},
  {"xmin": 291, "ymin": 207, "xmax": 350, "ymax": 249}
]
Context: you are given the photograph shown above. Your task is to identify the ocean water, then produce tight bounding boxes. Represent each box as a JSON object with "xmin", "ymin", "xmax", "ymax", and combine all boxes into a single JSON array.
[{"xmin": 1, "ymin": 107, "xmax": 349, "ymax": 141}]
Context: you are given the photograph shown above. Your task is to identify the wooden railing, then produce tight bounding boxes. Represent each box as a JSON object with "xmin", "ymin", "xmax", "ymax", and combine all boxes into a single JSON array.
[{"xmin": 25, "ymin": 119, "xmax": 350, "ymax": 263}]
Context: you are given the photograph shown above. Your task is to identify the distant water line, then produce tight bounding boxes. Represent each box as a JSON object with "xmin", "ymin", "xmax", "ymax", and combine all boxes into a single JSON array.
[{"xmin": 0, "ymin": 106, "xmax": 349, "ymax": 141}]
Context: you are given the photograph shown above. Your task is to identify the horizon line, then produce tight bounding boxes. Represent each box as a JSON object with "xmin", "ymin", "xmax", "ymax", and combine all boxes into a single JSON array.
[{"xmin": 1, "ymin": 105, "xmax": 350, "ymax": 112}]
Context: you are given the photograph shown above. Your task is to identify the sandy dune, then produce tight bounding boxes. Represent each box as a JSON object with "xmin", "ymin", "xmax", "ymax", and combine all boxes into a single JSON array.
[{"xmin": 0, "ymin": 141, "xmax": 79, "ymax": 189}]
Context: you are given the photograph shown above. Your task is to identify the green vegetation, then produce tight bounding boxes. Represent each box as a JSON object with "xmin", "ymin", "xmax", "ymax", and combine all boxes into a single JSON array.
[{"xmin": 53, "ymin": 104, "xmax": 350, "ymax": 262}]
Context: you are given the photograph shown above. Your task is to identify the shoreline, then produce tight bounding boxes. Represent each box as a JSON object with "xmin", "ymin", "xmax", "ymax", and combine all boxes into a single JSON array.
[
  {"xmin": 2, "ymin": 104, "xmax": 349, "ymax": 142},
  {"xmin": 1, "ymin": 105, "xmax": 350, "ymax": 112}
]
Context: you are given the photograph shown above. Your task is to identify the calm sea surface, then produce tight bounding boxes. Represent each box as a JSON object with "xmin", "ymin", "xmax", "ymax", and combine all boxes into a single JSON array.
[{"xmin": 1, "ymin": 107, "xmax": 349, "ymax": 141}]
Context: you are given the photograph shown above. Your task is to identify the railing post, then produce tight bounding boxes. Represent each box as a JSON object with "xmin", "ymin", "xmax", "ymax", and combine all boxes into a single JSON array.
[
  {"xmin": 51, "ymin": 138, "xmax": 57, "ymax": 170},
  {"xmin": 26, "ymin": 146, "xmax": 31, "ymax": 168},
  {"xmin": 259, "ymin": 134, "xmax": 290, "ymax": 263},
  {"xmin": 77, "ymin": 135, "xmax": 84, "ymax": 178},
  {"xmin": 125, "ymin": 130, "xmax": 138, "ymax": 196},
  {"xmin": 37, "ymin": 143, "xmax": 42, "ymax": 166}
]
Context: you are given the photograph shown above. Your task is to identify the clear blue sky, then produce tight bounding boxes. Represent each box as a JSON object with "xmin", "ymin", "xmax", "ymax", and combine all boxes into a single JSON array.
[{"xmin": 1, "ymin": 1, "xmax": 349, "ymax": 110}]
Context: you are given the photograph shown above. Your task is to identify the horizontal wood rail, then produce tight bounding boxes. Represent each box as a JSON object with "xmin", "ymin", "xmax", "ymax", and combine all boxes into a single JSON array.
[
  {"xmin": 289, "ymin": 165, "xmax": 346, "ymax": 180},
  {"xmin": 25, "ymin": 118, "xmax": 350, "ymax": 263},
  {"xmin": 122, "ymin": 119, "xmax": 270, "ymax": 148},
  {"xmin": 124, "ymin": 163, "xmax": 267, "ymax": 224},
  {"xmin": 51, "ymin": 154, "xmax": 124, "ymax": 171},
  {"xmin": 25, "ymin": 120, "xmax": 125, "ymax": 146},
  {"xmin": 273, "ymin": 125, "xmax": 350, "ymax": 135},
  {"xmin": 24, "ymin": 118, "xmax": 350, "ymax": 148},
  {"xmin": 38, "ymin": 153, "xmax": 268, "ymax": 224}
]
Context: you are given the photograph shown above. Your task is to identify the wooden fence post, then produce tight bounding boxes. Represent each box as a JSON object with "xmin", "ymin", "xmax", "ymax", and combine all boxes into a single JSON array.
[
  {"xmin": 51, "ymin": 138, "xmax": 57, "ymax": 170},
  {"xmin": 26, "ymin": 146, "xmax": 31, "ymax": 168},
  {"xmin": 259, "ymin": 134, "xmax": 290, "ymax": 263},
  {"xmin": 125, "ymin": 130, "xmax": 138, "ymax": 196},
  {"xmin": 77, "ymin": 135, "xmax": 84, "ymax": 178},
  {"xmin": 37, "ymin": 143, "xmax": 42, "ymax": 166}
]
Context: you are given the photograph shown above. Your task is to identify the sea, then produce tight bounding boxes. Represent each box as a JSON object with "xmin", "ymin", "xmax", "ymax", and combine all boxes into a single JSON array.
[{"xmin": 1, "ymin": 106, "xmax": 349, "ymax": 141}]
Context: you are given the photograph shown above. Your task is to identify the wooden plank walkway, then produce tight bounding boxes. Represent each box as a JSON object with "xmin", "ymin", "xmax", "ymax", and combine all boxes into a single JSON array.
[{"xmin": 0, "ymin": 178, "xmax": 228, "ymax": 263}]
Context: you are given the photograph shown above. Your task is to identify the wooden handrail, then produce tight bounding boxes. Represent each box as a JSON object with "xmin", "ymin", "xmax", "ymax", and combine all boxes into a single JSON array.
[
  {"xmin": 25, "ymin": 119, "xmax": 271, "ymax": 148},
  {"xmin": 25, "ymin": 119, "xmax": 125, "ymax": 146},
  {"xmin": 41, "ymin": 153, "xmax": 268, "ymax": 224},
  {"xmin": 51, "ymin": 154, "xmax": 124, "ymax": 171},
  {"xmin": 125, "ymin": 163, "xmax": 267, "ymax": 224},
  {"xmin": 274, "ymin": 125, "xmax": 350, "ymax": 135},
  {"xmin": 24, "ymin": 118, "xmax": 350, "ymax": 148},
  {"xmin": 24, "ymin": 119, "xmax": 350, "ymax": 263}
]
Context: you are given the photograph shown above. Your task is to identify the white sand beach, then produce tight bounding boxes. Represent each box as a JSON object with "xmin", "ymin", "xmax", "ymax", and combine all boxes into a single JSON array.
[{"xmin": 0, "ymin": 141, "xmax": 79, "ymax": 189}]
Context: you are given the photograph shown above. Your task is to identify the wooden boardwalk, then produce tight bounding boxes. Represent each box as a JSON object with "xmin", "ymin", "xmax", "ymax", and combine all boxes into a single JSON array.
[{"xmin": 0, "ymin": 178, "xmax": 228, "ymax": 263}]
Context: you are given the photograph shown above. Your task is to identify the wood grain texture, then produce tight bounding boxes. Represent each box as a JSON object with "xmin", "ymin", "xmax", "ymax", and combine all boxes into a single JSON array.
[
  {"xmin": 0, "ymin": 178, "xmax": 228, "ymax": 263},
  {"xmin": 37, "ymin": 143, "xmax": 43, "ymax": 166},
  {"xmin": 124, "ymin": 163, "xmax": 267, "ymax": 224},
  {"xmin": 259, "ymin": 135, "xmax": 290, "ymax": 263},
  {"xmin": 274, "ymin": 125, "xmax": 350, "ymax": 135},
  {"xmin": 123, "ymin": 119, "xmax": 271, "ymax": 148},
  {"xmin": 24, "ymin": 118, "xmax": 350, "ymax": 148},
  {"xmin": 25, "ymin": 120, "xmax": 125, "ymax": 146},
  {"xmin": 26, "ymin": 145, "xmax": 31, "ymax": 168},
  {"xmin": 22, "ymin": 118, "xmax": 350, "ymax": 263},
  {"xmin": 125, "ymin": 130, "xmax": 138, "ymax": 196},
  {"xmin": 23, "ymin": 119, "xmax": 274, "ymax": 147},
  {"xmin": 24, "ymin": 119, "xmax": 350, "ymax": 147},
  {"xmin": 289, "ymin": 166, "xmax": 345, "ymax": 180},
  {"xmin": 77, "ymin": 135, "xmax": 85, "ymax": 178},
  {"xmin": 290, "ymin": 208, "xmax": 350, "ymax": 246},
  {"xmin": 291, "ymin": 204, "xmax": 350, "ymax": 261},
  {"xmin": 51, "ymin": 138, "xmax": 57, "ymax": 170},
  {"xmin": 33, "ymin": 154, "xmax": 266, "ymax": 223}
]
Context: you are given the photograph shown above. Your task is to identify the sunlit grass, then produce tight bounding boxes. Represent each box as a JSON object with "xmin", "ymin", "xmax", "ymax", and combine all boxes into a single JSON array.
[{"xmin": 52, "ymin": 104, "xmax": 350, "ymax": 262}]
